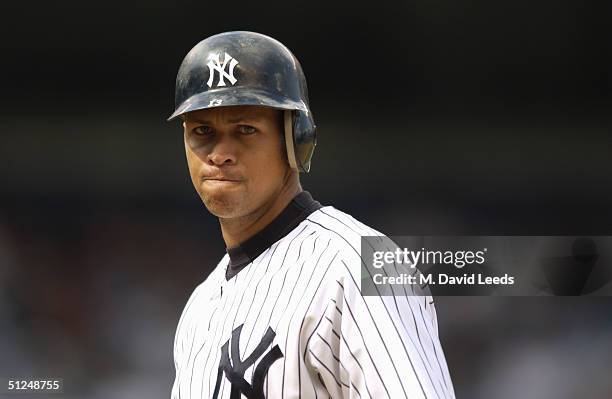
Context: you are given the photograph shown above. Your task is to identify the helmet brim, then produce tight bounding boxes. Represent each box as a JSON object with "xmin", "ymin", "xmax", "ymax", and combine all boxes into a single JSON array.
[{"xmin": 167, "ymin": 88, "xmax": 309, "ymax": 121}]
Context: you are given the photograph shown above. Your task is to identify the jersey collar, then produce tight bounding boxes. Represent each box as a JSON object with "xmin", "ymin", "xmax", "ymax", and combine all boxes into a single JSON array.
[{"xmin": 225, "ymin": 191, "xmax": 322, "ymax": 280}]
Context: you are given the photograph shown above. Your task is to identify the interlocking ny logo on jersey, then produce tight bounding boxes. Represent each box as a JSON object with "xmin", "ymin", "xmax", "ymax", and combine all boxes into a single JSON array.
[
  {"xmin": 207, "ymin": 52, "xmax": 239, "ymax": 88},
  {"xmin": 212, "ymin": 324, "xmax": 283, "ymax": 399}
]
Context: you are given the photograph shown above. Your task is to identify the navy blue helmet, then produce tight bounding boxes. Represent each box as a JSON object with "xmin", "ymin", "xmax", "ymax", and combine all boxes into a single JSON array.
[{"xmin": 168, "ymin": 31, "xmax": 316, "ymax": 173}]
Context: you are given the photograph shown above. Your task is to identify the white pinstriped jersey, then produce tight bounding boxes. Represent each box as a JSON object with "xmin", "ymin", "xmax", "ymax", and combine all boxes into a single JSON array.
[{"xmin": 171, "ymin": 192, "xmax": 455, "ymax": 399}]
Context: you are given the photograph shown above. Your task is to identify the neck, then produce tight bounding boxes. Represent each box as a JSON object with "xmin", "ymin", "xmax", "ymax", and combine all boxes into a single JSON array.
[{"xmin": 220, "ymin": 171, "xmax": 302, "ymax": 248}]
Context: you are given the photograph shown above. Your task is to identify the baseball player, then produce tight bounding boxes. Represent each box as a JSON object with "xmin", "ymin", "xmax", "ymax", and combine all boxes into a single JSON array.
[{"xmin": 168, "ymin": 31, "xmax": 455, "ymax": 399}]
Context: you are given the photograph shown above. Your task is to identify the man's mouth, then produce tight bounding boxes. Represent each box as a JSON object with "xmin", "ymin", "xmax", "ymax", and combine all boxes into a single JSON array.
[
  {"xmin": 202, "ymin": 177, "xmax": 244, "ymax": 187},
  {"xmin": 203, "ymin": 177, "xmax": 242, "ymax": 182}
]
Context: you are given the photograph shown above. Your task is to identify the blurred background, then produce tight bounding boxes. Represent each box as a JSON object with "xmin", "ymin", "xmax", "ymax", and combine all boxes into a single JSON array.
[{"xmin": 0, "ymin": 0, "xmax": 610, "ymax": 398}]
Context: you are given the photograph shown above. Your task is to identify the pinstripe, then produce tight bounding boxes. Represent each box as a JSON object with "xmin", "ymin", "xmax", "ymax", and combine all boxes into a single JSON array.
[
  {"xmin": 322, "ymin": 209, "xmax": 448, "ymax": 398},
  {"xmin": 336, "ymin": 279, "xmax": 390, "ymax": 398},
  {"xmin": 185, "ymin": 270, "xmax": 237, "ymax": 398},
  {"xmin": 307, "ymin": 217, "xmax": 425, "ymax": 398},
  {"xmin": 204, "ymin": 244, "xmax": 279, "ymax": 396},
  {"xmin": 274, "ymin": 233, "xmax": 320, "ymax": 333},
  {"xmin": 319, "ymin": 321, "xmax": 370, "ymax": 399},
  {"xmin": 329, "ymin": 298, "xmax": 342, "ymax": 316},
  {"xmin": 238, "ymin": 228, "xmax": 315, "ymax": 388},
  {"xmin": 268, "ymin": 230, "xmax": 317, "ymax": 333},
  {"xmin": 225, "ymin": 235, "xmax": 293, "ymax": 385},
  {"xmin": 197, "ymin": 246, "xmax": 268, "ymax": 397},
  {"xmin": 297, "ymin": 250, "xmax": 340, "ymax": 397},
  {"xmin": 381, "ymin": 260, "xmax": 443, "ymax": 398},
  {"xmin": 324, "ymin": 316, "xmax": 341, "ymax": 341},
  {"xmin": 175, "ymin": 267, "xmax": 224, "ymax": 373},
  {"xmin": 338, "ymin": 330, "xmax": 374, "ymax": 399},
  {"xmin": 175, "ymin": 280, "xmax": 208, "ymax": 399},
  {"xmin": 418, "ymin": 302, "xmax": 451, "ymax": 398},
  {"xmin": 197, "ymin": 268, "xmax": 245, "ymax": 396},
  {"xmin": 311, "ymin": 333, "xmax": 365, "ymax": 397},
  {"xmin": 302, "ymin": 302, "xmax": 332, "ymax": 363},
  {"xmin": 272, "ymin": 233, "xmax": 319, "ymax": 397},
  {"xmin": 308, "ymin": 349, "xmax": 349, "ymax": 389},
  {"xmin": 178, "ymin": 281, "xmax": 222, "ymax": 399},
  {"xmin": 281, "ymin": 237, "xmax": 332, "ymax": 398},
  {"xmin": 177, "ymin": 281, "xmax": 207, "ymax": 354},
  {"xmin": 191, "ymin": 273, "xmax": 240, "ymax": 398},
  {"xmin": 314, "ymin": 332, "xmax": 362, "ymax": 398},
  {"xmin": 411, "ymin": 301, "xmax": 447, "ymax": 399},
  {"xmin": 242, "ymin": 224, "xmax": 309, "ymax": 355},
  {"xmin": 340, "ymin": 259, "xmax": 430, "ymax": 399},
  {"xmin": 292, "ymin": 240, "xmax": 334, "ymax": 399}
]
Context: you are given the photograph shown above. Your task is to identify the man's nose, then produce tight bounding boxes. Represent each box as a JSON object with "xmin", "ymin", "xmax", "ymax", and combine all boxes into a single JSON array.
[{"xmin": 207, "ymin": 138, "xmax": 237, "ymax": 166}]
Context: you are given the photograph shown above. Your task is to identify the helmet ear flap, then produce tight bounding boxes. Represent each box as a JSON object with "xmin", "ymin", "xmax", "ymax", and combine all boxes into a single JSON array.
[
  {"xmin": 284, "ymin": 110, "xmax": 299, "ymax": 170},
  {"xmin": 291, "ymin": 110, "xmax": 317, "ymax": 173}
]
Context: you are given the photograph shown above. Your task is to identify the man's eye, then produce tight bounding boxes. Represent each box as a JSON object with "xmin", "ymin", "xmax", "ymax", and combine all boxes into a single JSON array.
[
  {"xmin": 193, "ymin": 126, "xmax": 212, "ymax": 135},
  {"xmin": 238, "ymin": 125, "xmax": 257, "ymax": 135}
]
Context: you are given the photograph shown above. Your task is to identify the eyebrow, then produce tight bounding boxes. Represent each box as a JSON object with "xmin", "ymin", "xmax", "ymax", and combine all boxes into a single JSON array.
[{"xmin": 184, "ymin": 115, "xmax": 261, "ymax": 124}]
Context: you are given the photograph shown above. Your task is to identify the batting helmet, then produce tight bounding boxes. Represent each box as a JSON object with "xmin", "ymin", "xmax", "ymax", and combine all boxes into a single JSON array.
[{"xmin": 168, "ymin": 31, "xmax": 316, "ymax": 173}]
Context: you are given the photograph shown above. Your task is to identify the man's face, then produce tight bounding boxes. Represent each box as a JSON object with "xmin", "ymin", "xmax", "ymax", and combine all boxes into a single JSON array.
[{"xmin": 183, "ymin": 105, "xmax": 288, "ymax": 219}]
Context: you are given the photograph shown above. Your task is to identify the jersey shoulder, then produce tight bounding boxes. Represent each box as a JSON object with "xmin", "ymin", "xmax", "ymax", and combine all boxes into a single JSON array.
[
  {"xmin": 305, "ymin": 205, "xmax": 388, "ymax": 274},
  {"xmin": 306, "ymin": 205, "xmax": 439, "ymax": 325},
  {"xmin": 306, "ymin": 205, "xmax": 386, "ymax": 251},
  {"xmin": 206, "ymin": 253, "xmax": 229, "ymax": 285},
  {"xmin": 186, "ymin": 253, "xmax": 229, "ymax": 302}
]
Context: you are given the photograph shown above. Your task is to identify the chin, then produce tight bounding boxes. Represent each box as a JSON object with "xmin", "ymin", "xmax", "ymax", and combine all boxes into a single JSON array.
[{"xmin": 200, "ymin": 190, "xmax": 248, "ymax": 219}]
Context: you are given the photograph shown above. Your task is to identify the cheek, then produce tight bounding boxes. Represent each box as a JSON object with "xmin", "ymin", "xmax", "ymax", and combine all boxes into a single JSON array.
[
  {"xmin": 184, "ymin": 144, "xmax": 204, "ymax": 184},
  {"xmin": 248, "ymin": 138, "xmax": 287, "ymax": 182}
]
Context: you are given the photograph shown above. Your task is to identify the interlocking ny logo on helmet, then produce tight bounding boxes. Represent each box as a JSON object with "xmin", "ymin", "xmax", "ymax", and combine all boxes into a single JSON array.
[{"xmin": 206, "ymin": 52, "xmax": 239, "ymax": 88}]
